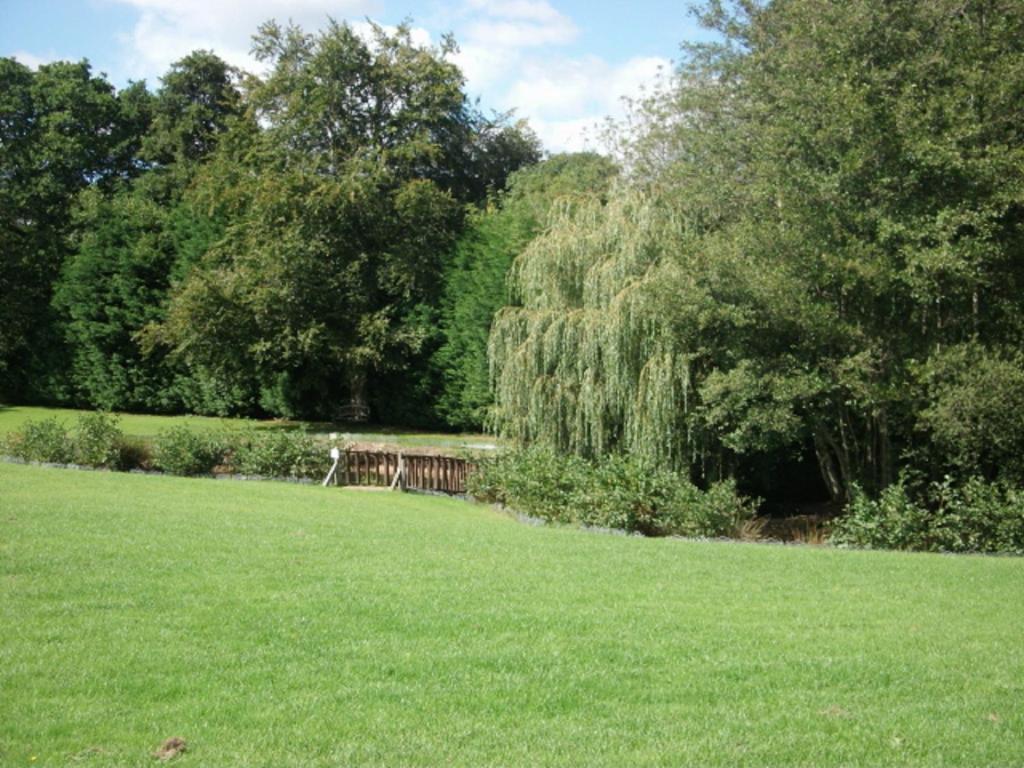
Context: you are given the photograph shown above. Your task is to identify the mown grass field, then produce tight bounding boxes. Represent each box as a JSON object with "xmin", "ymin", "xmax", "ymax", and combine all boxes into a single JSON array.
[
  {"xmin": 0, "ymin": 404, "xmax": 495, "ymax": 451},
  {"xmin": 1, "ymin": 462, "xmax": 1022, "ymax": 767}
]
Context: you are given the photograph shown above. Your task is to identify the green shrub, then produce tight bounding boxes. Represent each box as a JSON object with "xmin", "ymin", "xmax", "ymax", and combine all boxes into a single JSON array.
[
  {"xmin": 73, "ymin": 412, "xmax": 124, "ymax": 468},
  {"xmin": 117, "ymin": 437, "xmax": 154, "ymax": 472},
  {"xmin": 831, "ymin": 477, "xmax": 1024, "ymax": 555},
  {"xmin": 917, "ymin": 344, "xmax": 1024, "ymax": 484},
  {"xmin": 153, "ymin": 426, "xmax": 226, "ymax": 476},
  {"xmin": 468, "ymin": 446, "xmax": 587, "ymax": 521},
  {"xmin": 230, "ymin": 429, "xmax": 328, "ymax": 479},
  {"xmin": 468, "ymin": 447, "xmax": 756, "ymax": 538},
  {"xmin": 2, "ymin": 418, "xmax": 74, "ymax": 464}
]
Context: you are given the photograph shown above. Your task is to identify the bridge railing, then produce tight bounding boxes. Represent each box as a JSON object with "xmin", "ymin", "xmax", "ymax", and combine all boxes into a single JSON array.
[{"xmin": 330, "ymin": 450, "xmax": 473, "ymax": 494}]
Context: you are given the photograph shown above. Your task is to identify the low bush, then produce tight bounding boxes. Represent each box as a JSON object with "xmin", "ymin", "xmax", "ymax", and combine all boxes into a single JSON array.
[
  {"xmin": 468, "ymin": 446, "xmax": 588, "ymax": 521},
  {"xmin": 230, "ymin": 429, "xmax": 328, "ymax": 479},
  {"xmin": 3, "ymin": 418, "xmax": 330, "ymax": 479},
  {"xmin": 117, "ymin": 437, "xmax": 154, "ymax": 472},
  {"xmin": 831, "ymin": 476, "xmax": 1024, "ymax": 555},
  {"xmin": 153, "ymin": 426, "xmax": 226, "ymax": 476},
  {"xmin": 468, "ymin": 447, "xmax": 756, "ymax": 538},
  {"xmin": 2, "ymin": 417, "xmax": 74, "ymax": 464},
  {"xmin": 73, "ymin": 412, "xmax": 124, "ymax": 468}
]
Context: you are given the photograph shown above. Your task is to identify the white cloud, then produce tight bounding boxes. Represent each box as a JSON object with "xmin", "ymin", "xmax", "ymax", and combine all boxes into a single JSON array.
[
  {"xmin": 463, "ymin": 18, "xmax": 576, "ymax": 48},
  {"xmin": 450, "ymin": 43, "xmax": 511, "ymax": 90},
  {"xmin": 109, "ymin": 0, "xmax": 379, "ymax": 82},
  {"xmin": 528, "ymin": 115, "xmax": 605, "ymax": 153},
  {"xmin": 9, "ymin": 50, "xmax": 62, "ymax": 69},
  {"xmin": 505, "ymin": 57, "xmax": 602, "ymax": 118},
  {"xmin": 465, "ymin": 0, "xmax": 565, "ymax": 22},
  {"xmin": 443, "ymin": 1, "xmax": 668, "ymax": 153},
  {"xmin": 460, "ymin": 0, "xmax": 576, "ymax": 49},
  {"xmin": 500, "ymin": 55, "xmax": 668, "ymax": 152},
  {"xmin": 114, "ymin": 0, "xmax": 376, "ymax": 32}
]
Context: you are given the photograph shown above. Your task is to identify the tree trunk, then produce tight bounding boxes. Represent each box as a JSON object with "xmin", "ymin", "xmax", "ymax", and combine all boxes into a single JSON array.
[{"xmin": 813, "ymin": 425, "xmax": 845, "ymax": 503}]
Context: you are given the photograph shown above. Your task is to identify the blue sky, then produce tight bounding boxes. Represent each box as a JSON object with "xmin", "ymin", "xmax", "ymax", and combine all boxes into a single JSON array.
[{"xmin": 1, "ymin": 0, "xmax": 711, "ymax": 151}]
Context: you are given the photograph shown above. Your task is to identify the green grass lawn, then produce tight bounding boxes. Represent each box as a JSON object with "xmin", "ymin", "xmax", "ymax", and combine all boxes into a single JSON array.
[
  {"xmin": 1, "ymin": 463, "xmax": 1022, "ymax": 767},
  {"xmin": 0, "ymin": 404, "xmax": 496, "ymax": 451}
]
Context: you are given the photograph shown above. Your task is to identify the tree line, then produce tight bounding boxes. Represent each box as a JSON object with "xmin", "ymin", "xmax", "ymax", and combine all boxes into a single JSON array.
[
  {"xmin": 0, "ymin": 20, "xmax": 610, "ymax": 427},
  {"xmin": 490, "ymin": 0, "xmax": 1024, "ymax": 506},
  {"xmin": 4, "ymin": 1, "xmax": 1024, "ymax": 515}
]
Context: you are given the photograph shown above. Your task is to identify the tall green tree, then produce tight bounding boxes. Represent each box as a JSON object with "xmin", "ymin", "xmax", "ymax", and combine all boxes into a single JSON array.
[
  {"xmin": 55, "ymin": 181, "xmax": 179, "ymax": 410},
  {"xmin": 53, "ymin": 51, "xmax": 242, "ymax": 412},
  {"xmin": 0, "ymin": 58, "xmax": 150, "ymax": 399},
  {"xmin": 157, "ymin": 21, "xmax": 532, "ymax": 420},
  {"xmin": 435, "ymin": 153, "xmax": 617, "ymax": 429},
  {"xmin": 142, "ymin": 50, "xmax": 241, "ymax": 170},
  {"xmin": 490, "ymin": 0, "xmax": 1024, "ymax": 501}
]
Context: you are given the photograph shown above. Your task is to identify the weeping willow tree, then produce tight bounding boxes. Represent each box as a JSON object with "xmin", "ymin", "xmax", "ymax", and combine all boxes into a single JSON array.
[
  {"xmin": 489, "ymin": 192, "xmax": 700, "ymax": 470},
  {"xmin": 493, "ymin": 0, "xmax": 1024, "ymax": 504}
]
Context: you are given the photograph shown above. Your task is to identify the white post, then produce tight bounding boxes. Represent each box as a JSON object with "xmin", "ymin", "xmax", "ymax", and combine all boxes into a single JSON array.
[
  {"xmin": 323, "ymin": 446, "xmax": 341, "ymax": 487},
  {"xmin": 389, "ymin": 452, "xmax": 404, "ymax": 491}
]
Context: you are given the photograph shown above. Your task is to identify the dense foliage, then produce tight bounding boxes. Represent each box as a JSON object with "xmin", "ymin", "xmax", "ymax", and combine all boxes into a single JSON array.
[
  {"xmin": 832, "ymin": 477, "xmax": 1024, "ymax": 555},
  {"xmin": 230, "ymin": 428, "xmax": 327, "ymax": 480},
  {"xmin": 2, "ymin": 412, "xmax": 128, "ymax": 469},
  {"xmin": 0, "ymin": 58, "xmax": 148, "ymax": 400},
  {"xmin": 434, "ymin": 153, "xmax": 617, "ymax": 429},
  {"xmin": 489, "ymin": 0, "xmax": 1024, "ymax": 517},
  {"xmin": 1, "ymin": 23, "xmax": 540, "ymax": 424},
  {"xmin": 468, "ymin": 446, "xmax": 756, "ymax": 537},
  {"xmin": 2, "ymin": 418, "xmax": 74, "ymax": 464},
  {"xmin": 3, "ymin": 416, "xmax": 329, "ymax": 479},
  {"xmin": 4, "ymin": 2, "xmax": 1024, "ymax": 550},
  {"xmin": 151, "ymin": 425, "xmax": 227, "ymax": 476}
]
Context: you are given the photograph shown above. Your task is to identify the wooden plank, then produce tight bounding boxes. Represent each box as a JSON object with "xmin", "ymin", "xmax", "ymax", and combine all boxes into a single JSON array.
[{"xmin": 327, "ymin": 450, "xmax": 474, "ymax": 493}]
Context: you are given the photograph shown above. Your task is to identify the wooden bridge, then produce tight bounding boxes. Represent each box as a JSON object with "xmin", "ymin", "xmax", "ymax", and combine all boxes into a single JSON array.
[{"xmin": 327, "ymin": 450, "xmax": 473, "ymax": 495}]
